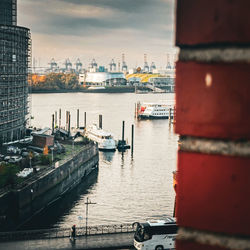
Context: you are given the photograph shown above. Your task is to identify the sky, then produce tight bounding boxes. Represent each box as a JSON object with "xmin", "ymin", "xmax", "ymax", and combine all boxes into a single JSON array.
[{"xmin": 18, "ymin": 0, "xmax": 176, "ymax": 69}]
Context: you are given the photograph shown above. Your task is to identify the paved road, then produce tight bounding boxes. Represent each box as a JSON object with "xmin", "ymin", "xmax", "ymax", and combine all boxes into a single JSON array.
[{"xmin": 0, "ymin": 232, "xmax": 135, "ymax": 250}]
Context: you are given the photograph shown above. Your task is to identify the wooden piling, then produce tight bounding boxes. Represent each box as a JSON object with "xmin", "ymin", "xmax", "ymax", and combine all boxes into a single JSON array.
[
  {"xmin": 131, "ymin": 124, "xmax": 134, "ymax": 153},
  {"xmin": 66, "ymin": 111, "xmax": 68, "ymax": 129},
  {"xmin": 52, "ymin": 114, "xmax": 55, "ymax": 134},
  {"xmin": 55, "ymin": 111, "xmax": 57, "ymax": 127},
  {"xmin": 77, "ymin": 109, "xmax": 79, "ymax": 129},
  {"xmin": 122, "ymin": 121, "xmax": 125, "ymax": 142},
  {"xmin": 84, "ymin": 112, "xmax": 87, "ymax": 129},
  {"xmin": 136, "ymin": 102, "xmax": 140, "ymax": 120},
  {"xmin": 59, "ymin": 109, "xmax": 61, "ymax": 128},
  {"xmin": 68, "ymin": 113, "xmax": 71, "ymax": 136},
  {"xmin": 99, "ymin": 114, "xmax": 102, "ymax": 129}
]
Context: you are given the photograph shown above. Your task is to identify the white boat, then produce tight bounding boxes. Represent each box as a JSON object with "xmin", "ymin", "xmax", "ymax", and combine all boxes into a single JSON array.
[
  {"xmin": 138, "ymin": 102, "xmax": 174, "ymax": 119},
  {"xmin": 88, "ymin": 86, "xmax": 105, "ymax": 90},
  {"xmin": 85, "ymin": 124, "xmax": 116, "ymax": 151}
]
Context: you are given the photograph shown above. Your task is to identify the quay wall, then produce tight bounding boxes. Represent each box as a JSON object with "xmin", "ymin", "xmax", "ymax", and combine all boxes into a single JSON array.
[
  {"xmin": 30, "ymin": 86, "xmax": 136, "ymax": 94},
  {"xmin": 0, "ymin": 142, "xmax": 99, "ymax": 230}
]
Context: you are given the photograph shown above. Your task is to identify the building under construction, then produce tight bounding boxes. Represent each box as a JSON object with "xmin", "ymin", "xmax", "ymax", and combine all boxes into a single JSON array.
[{"xmin": 0, "ymin": 0, "xmax": 31, "ymax": 144}]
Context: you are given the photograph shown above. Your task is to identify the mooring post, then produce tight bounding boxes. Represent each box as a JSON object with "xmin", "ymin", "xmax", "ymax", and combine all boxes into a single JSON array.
[
  {"xmin": 131, "ymin": 124, "xmax": 134, "ymax": 153},
  {"xmin": 68, "ymin": 113, "xmax": 71, "ymax": 136},
  {"xmin": 84, "ymin": 112, "xmax": 87, "ymax": 129},
  {"xmin": 136, "ymin": 102, "xmax": 140, "ymax": 120},
  {"xmin": 99, "ymin": 114, "xmax": 102, "ymax": 129},
  {"xmin": 55, "ymin": 111, "xmax": 57, "ymax": 127},
  {"xmin": 77, "ymin": 109, "xmax": 79, "ymax": 129},
  {"xmin": 59, "ymin": 108, "xmax": 61, "ymax": 128},
  {"xmin": 52, "ymin": 114, "xmax": 55, "ymax": 134},
  {"xmin": 66, "ymin": 111, "xmax": 68, "ymax": 129},
  {"xmin": 122, "ymin": 121, "xmax": 125, "ymax": 142}
]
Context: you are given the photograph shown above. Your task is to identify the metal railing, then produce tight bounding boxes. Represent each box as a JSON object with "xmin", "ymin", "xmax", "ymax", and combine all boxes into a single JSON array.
[{"xmin": 0, "ymin": 223, "xmax": 135, "ymax": 242}]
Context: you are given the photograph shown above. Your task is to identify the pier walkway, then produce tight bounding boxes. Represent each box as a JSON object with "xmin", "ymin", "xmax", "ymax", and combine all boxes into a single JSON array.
[
  {"xmin": 144, "ymin": 84, "xmax": 166, "ymax": 93},
  {"xmin": 0, "ymin": 224, "xmax": 135, "ymax": 250}
]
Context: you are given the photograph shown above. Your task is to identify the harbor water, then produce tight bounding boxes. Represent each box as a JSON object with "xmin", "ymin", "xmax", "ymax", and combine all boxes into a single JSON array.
[{"xmin": 26, "ymin": 92, "xmax": 178, "ymax": 229}]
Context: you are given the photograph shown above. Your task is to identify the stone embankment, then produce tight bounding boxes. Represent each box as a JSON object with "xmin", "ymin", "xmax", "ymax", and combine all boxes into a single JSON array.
[{"xmin": 0, "ymin": 142, "xmax": 99, "ymax": 231}]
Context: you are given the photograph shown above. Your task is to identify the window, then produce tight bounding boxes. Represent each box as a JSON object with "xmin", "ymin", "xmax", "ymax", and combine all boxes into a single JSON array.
[{"xmin": 150, "ymin": 225, "xmax": 178, "ymax": 235}]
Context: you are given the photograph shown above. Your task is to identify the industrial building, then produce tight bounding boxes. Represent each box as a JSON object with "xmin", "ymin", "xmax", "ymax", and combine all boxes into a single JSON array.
[
  {"xmin": 126, "ymin": 73, "xmax": 162, "ymax": 84},
  {"xmin": 148, "ymin": 77, "xmax": 175, "ymax": 92},
  {"xmin": 0, "ymin": 0, "xmax": 31, "ymax": 144}
]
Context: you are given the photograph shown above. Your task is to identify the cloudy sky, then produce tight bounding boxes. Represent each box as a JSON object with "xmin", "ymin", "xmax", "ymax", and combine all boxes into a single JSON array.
[{"xmin": 18, "ymin": 0, "xmax": 176, "ymax": 69}]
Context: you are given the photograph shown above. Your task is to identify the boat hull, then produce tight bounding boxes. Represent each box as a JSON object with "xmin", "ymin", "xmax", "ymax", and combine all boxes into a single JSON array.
[
  {"xmin": 139, "ymin": 115, "xmax": 173, "ymax": 119},
  {"xmin": 85, "ymin": 125, "xmax": 116, "ymax": 151},
  {"xmin": 99, "ymin": 147, "xmax": 116, "ymax": 151}
]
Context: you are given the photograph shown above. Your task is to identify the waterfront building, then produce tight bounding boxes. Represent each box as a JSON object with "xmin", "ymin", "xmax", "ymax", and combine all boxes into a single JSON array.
[
  {"xmin": 0, "ymin": 0, "xmax": 31, "ymax": 144},
  {"xmin": 148, "ymin": 77, "xmax": 175, "ymax": 92},
  {"xmin": 79, "ymin": 72, "xmax": 127, "ymax": 86},
  {"xmin": 126, "ymin": 73, "xmax": 161, "ymax": 85}
]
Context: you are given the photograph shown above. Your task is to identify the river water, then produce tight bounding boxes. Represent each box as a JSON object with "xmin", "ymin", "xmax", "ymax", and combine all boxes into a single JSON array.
[{"xmin": 27, "ymin": 92, "xmax": 178, "ymax": 229}]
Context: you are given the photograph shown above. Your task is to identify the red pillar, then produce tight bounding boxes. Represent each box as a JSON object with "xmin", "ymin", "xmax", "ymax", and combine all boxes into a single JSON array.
[{"xmin": 175, "ymin": 0, "xmax": 250, "ymax": 249}]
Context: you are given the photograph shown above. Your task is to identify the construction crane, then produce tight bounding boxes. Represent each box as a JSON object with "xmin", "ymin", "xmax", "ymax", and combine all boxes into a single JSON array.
[
  {"xmin": 109, "ymin": 59, "xmax": 116, "ymax": 72},
  {"xmin": 48, "ymin": 58, "xmax": 58, "ymax": 72},
  {"xmin": 75, "ymin": 58, "xmax": 83, "ymax": 73},
  {"xmin": 65, "ymin": 58, "xmax": 72, "ymax": 72},
  {"xmin": 121, "ymin": 53, "xmax": 128, "ymax": 72},
  {"xmin": 90, "ymin": 59, "xmax": 97, "ymax": 68},
  {"xmin": 89, "ymin": 59, "xmax": 98, "ymax": 72},
  {"xmin": 143, "ymin": 54, "xmax": 149, "ymax": 73},
  {"xmin": 150, "ymin": 62, "xmax": 156, "ymax": 72},
  {"xmin": 166, "ymin": 54, "xmax": 172, "ymax": 70}
]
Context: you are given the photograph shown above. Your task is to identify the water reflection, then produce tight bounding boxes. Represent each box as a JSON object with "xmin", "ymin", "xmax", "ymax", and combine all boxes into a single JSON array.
[
  {"xmin": 99, "ymin": 151, "xmax": 115, "ymax": 163},
  {"xmin": 27, "ymin": 93, "xmax": 178, "ymax": 228},
  {"xmin": 20, "ymin": 169, "xmax": 99, "ymax": 230}
]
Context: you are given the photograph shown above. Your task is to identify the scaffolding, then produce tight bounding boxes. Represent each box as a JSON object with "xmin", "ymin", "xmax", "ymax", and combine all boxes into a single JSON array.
[
  {"xmin": 0, "ymin": 0, "xmax": 17, "ymax": 26},
  {"xmin": 0, "ymin": 25, "xmax": 31, "ymax": 144}
]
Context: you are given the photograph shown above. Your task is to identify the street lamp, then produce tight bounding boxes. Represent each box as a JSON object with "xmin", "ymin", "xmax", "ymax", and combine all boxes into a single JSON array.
[{"xmin": 85, "ymin": 197, "xmax": 96, "ymax": 235}]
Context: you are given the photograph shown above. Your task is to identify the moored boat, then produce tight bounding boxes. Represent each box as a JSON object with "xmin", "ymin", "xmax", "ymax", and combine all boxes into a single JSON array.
[
  {"xmin": 138, "ymin": 102, "xmax": 174, "ymax": 119},
  {"xmin": 85, "ymin": 124, "xmax": 116, "ymax": 151}
]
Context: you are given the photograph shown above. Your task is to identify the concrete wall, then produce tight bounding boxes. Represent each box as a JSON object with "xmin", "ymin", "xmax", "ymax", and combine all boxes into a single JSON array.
[{"xmin": 0, "ymin": 143, "xmax": 99, "ymax": 230}]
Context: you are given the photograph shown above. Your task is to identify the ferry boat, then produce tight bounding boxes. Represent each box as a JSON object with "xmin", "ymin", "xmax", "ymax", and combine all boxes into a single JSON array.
[
  {"xmin": 138, "ymin": 102, "xmax": 174, "ymax": 119},
  {"xmin": 85, "ymin": 124, "xmax": 116, "ymax": 151},
  {"xmin": 88, "ymin": 86, "xmax": 105, "ymax": 90}
]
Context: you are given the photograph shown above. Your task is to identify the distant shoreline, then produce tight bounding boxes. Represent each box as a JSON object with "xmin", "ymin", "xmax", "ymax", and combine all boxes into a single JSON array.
[
  {"xmin": 30, "ymin": 86, "xmax": 136, "ymax": 94},
  {"xmin": 30, "ymin": 86, "xmax": 174, "ymax": 94}
]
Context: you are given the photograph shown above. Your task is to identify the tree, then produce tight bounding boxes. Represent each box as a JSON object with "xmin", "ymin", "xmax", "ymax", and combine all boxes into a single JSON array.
[
  {"xmin": 29, "ymin": 73, "xmax": 79, "ymax": 90},
  {"xmin": 0, "ymin": 163, "xmax": 20, "ymax": 188}
]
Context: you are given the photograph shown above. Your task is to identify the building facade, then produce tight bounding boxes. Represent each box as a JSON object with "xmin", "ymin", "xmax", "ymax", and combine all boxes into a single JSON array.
[
  {"xmin": 0, "ymin": 0, "xmax": 31, "ymax": 144},
  {"xmin": 0, "ymin": 0, "xmax": 17, "ymax": 26}
]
